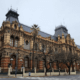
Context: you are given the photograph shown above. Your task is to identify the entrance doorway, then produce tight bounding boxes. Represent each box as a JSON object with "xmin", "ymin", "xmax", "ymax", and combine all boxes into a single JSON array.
[{"xmin": 11, "ymin": 55, "xmax": 16, "ymax": 69}]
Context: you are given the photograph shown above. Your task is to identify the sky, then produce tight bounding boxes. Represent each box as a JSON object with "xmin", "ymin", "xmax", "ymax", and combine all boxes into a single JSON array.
[{"xmin": 0, "ymin": 0, "xmax": 80, "ymax": 45}]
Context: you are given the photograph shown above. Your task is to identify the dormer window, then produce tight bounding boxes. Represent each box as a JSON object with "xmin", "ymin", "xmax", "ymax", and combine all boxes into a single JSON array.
[
  {"xmin": 26, "ymin": 40, "xmax": 28, "ymax": 45},
  {"xmin": 14, "ymin": 24, "xmax": 17, "ymax": 29}
]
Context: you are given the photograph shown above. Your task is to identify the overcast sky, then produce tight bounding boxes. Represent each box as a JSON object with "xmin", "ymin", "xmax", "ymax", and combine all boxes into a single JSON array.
[{"xmin": 0, "ymin": 0, "xmax": 80, "ymax": 45}]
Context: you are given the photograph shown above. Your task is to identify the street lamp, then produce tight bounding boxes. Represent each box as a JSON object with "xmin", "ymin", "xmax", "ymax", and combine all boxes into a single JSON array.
[
  {"xmin": 10, "ymin": 58, "xmax": 13, "ymax": 67},
  {"xmin": 15, "ymin": 49, "xmax": 19, "ymax": 77}
]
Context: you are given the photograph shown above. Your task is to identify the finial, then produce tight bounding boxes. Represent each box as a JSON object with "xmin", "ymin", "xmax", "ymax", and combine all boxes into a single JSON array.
[
  {"xmin": 17, "ymin": 8, "xmax": 18, "ymax": 12},
  {"xmin": 11, "ymin": 6, "xmax": 12, "ymax": 9}
]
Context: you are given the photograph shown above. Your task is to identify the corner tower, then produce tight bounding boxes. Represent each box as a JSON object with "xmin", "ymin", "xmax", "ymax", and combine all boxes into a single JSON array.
[
  {"xmin": 6, "ymin": 9, "xmax": 19, "ymax": 23},
  {"xmin": 54, "ymin": 25, "xmax": 68, "ymax": 38}
]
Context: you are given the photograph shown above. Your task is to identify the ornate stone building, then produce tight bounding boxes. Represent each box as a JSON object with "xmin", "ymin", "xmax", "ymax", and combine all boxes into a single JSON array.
[{"xmin": 0, "ymin": 9, "xmax": 80, "ymax": 73}]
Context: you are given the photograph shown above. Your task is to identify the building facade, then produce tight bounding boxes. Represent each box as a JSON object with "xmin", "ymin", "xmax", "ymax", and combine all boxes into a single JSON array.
[{"xmin": 0, "ymin": 9, "xmax": 80, "ymax": 73}]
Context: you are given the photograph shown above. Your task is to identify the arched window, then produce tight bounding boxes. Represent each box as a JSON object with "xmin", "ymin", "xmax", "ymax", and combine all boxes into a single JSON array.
[
  {"xmin": 15, "ymin": 37, "xmax": 19, "ymax": 47},
  {"xmin": 24, "ymin": 40, "xmax": 30, "ymax": 50},
  {"xmin": 10, "ymin": 36, "xmax": 14, "ymax": 46},
  {"xmin": 26, "ymin": 40, "xmax": 28, "ymax": 45},
  {"xmin": 14, "ymin": 24, "xmax": 17, "ymax": 29},
  {"xmin": 15, "ymin": 39, "xmax": 18, "ymax": 47}
]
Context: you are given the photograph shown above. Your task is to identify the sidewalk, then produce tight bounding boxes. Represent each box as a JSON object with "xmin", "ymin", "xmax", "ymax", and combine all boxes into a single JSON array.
[
  {"xmin": 0, "ymin": 75, "xmax": 15, "ymax": 78},
  {"xmin": 0, "ymin": 72, "xmax": 79, "ymax": 78}
]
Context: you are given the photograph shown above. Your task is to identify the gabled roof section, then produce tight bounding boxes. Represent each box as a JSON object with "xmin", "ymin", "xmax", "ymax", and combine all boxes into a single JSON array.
[{"xmin": 76, "ymin": 44, "xmax": 80, "ymax": 49}]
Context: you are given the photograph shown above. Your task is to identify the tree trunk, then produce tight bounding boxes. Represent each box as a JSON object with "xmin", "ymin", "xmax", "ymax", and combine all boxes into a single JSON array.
[
  {"xmin": 59, "ymin": 68, "xmax": 60, "ymax": 76},
  {"xmin": 69, "ymin": 67, "xmax": 70, "ymax": 75},
  {"xmin": 57, "ymin": 62, "xmax": 60, "ymax": 76},
  {"xmin": 45, "ymin": 69, "xmax": 47, "ymax": 76}
]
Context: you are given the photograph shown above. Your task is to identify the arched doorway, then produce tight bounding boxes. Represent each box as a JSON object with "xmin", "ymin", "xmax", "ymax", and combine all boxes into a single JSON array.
[
  {"xmin": 11, "ymin": 54, "xmax": 16, "ymax": 69},
  {"xmin": 24, "ymin": 56, "xmax": 29, "ymax": 71}
]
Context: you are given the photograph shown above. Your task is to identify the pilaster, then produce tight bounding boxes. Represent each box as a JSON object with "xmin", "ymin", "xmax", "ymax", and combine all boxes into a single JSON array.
[
  {"xmin": 4, "ymin": 32, "xmax": 10, "ymax": 46},
  {"xmin": 18, "ymin": 36, "xmax": 24, "ymax": 48},
  {"xmin": 30, "ymin": 40, "xmax": 33, "ymax": 49}
]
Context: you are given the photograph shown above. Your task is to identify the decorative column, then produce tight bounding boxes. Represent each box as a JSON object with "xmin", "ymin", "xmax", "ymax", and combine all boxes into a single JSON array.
[{"xmin": 18, "ymin": 34, "xmax": 24, "ymax": 48}]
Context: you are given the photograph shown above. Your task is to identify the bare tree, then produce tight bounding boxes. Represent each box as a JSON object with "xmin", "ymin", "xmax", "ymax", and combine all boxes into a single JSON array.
[
  {"xmin": 54, "ymin": 49, "xmax": 80, "ymax": 75},
  {"xmin": 54, "ymin": 49, "xmax": 66, "ymax": 75}
]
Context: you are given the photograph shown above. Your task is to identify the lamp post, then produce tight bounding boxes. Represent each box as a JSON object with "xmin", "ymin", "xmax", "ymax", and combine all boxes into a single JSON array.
[{"xmin": 15, "ymin": 49, "xmax": 19, "ymax": 77}]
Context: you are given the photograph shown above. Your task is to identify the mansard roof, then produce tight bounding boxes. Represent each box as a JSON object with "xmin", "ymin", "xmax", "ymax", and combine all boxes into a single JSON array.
[
  {"xmin": 76, "ymin": 45, "xmax": 80, "ymax": 49},
  {"xmin": 19, "ymin": 23, "xmax": 58, "ymax": 41},
  {"xmin": 4, "ymin": 9, "xmax": 80, "ymax": 48}
]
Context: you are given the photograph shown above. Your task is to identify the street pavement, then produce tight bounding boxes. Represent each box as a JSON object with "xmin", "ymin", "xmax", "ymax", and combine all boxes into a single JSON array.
[
  {"xmin": 0, "ymin": 72, "xmax": 80, "ymax": 80},
  {"xmin": 0, "ymin": 75, "xmax": 80, "ymax": 80}
]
